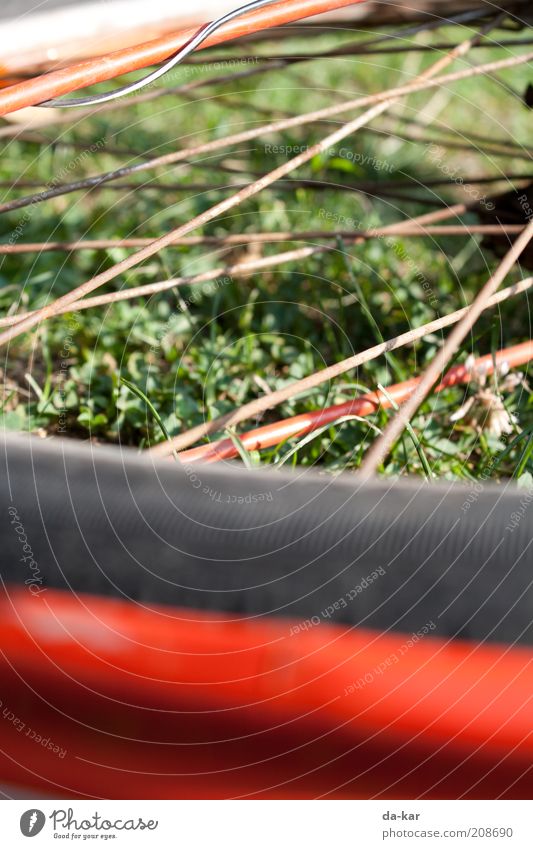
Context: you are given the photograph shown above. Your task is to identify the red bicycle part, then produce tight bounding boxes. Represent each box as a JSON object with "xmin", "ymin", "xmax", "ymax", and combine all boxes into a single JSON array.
[{"xmin": 0, "ymin": 588, "xmax": 531, "ymax": 799}]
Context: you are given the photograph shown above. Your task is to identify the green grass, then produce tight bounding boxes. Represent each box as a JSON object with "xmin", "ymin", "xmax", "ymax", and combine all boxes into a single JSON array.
[{"xmin": 0, "ymin": 23, "xmax": 532, "ymax": 481}]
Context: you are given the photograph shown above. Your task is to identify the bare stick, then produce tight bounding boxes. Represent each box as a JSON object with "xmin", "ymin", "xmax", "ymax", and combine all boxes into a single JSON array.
[
  {"xmin": 0, "ymin": 50, "xmax": 529, "ymax": 216},
  {"xmin": 358, "ymin": 219, "xmax": 533, "ymax": 478},
  {"xmin": 2, "ymin": 171, "xmax": 530, "ymax": 205},
  {"xmin": 0, "ymin": 246, "xmax": 320, "ymax": 327},
  {"xmin": 0, "ymin": 7, "xmax": 504, "ymax": 138}
]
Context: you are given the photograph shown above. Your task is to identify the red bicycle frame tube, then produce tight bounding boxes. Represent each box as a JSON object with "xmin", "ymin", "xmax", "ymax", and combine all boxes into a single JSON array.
[{"xmin": 0, "ymin": 0, "xmax": 364, "ymax": 116}]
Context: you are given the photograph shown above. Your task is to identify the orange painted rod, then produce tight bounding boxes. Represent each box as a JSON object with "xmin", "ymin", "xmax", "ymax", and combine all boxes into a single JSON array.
[
  {"xmin": 0, "ymin": 0, "xmax": 364, "ymax": 117},
  {"xmin": 178, "ymin": 341, "xmax": 533, "ymax": 464}
]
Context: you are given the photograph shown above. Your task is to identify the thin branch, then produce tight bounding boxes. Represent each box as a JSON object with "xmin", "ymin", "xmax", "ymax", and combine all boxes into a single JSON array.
[
  {"xmin": 0, "ymin": 224, "xmax": 524, "ymax": 257},
  {"xmin": 386, "ymin": 109, "xmax": 532, "ymax": 155},
  {"xmin": 2, "ymin": 7, "xmax": 517, "ymax": 111},
  {"xmin": 0, "ymin": 0, "xmax": 362, "ymax": 116},
  {"xmin": 0, "ymin": 246, "xmax": 321, "ymax": 327},
  {"xmin": 176, "ymin": 339, "xmax": 533, "ymax": 465}
]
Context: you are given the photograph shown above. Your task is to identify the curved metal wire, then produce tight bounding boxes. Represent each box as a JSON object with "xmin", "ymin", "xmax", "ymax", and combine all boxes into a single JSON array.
[{"xmin": 40, "ymin": 0, "xmax": 280, "ymax": 108}]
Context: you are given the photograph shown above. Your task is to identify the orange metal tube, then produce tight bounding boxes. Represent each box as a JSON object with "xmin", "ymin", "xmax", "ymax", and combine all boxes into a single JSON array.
[
  {"xmin": 179, "ymin": 341, "xmax": 533, "ymax": 464},
  {"xmin": 0, "ymin": 0, "xmax": 364, "ymax": 117}
]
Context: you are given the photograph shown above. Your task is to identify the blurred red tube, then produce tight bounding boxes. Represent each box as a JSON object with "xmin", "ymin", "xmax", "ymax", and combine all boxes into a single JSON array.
[{"xmin": 0, "ymin": 0, "xmax": 364, "ymax": 116}]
